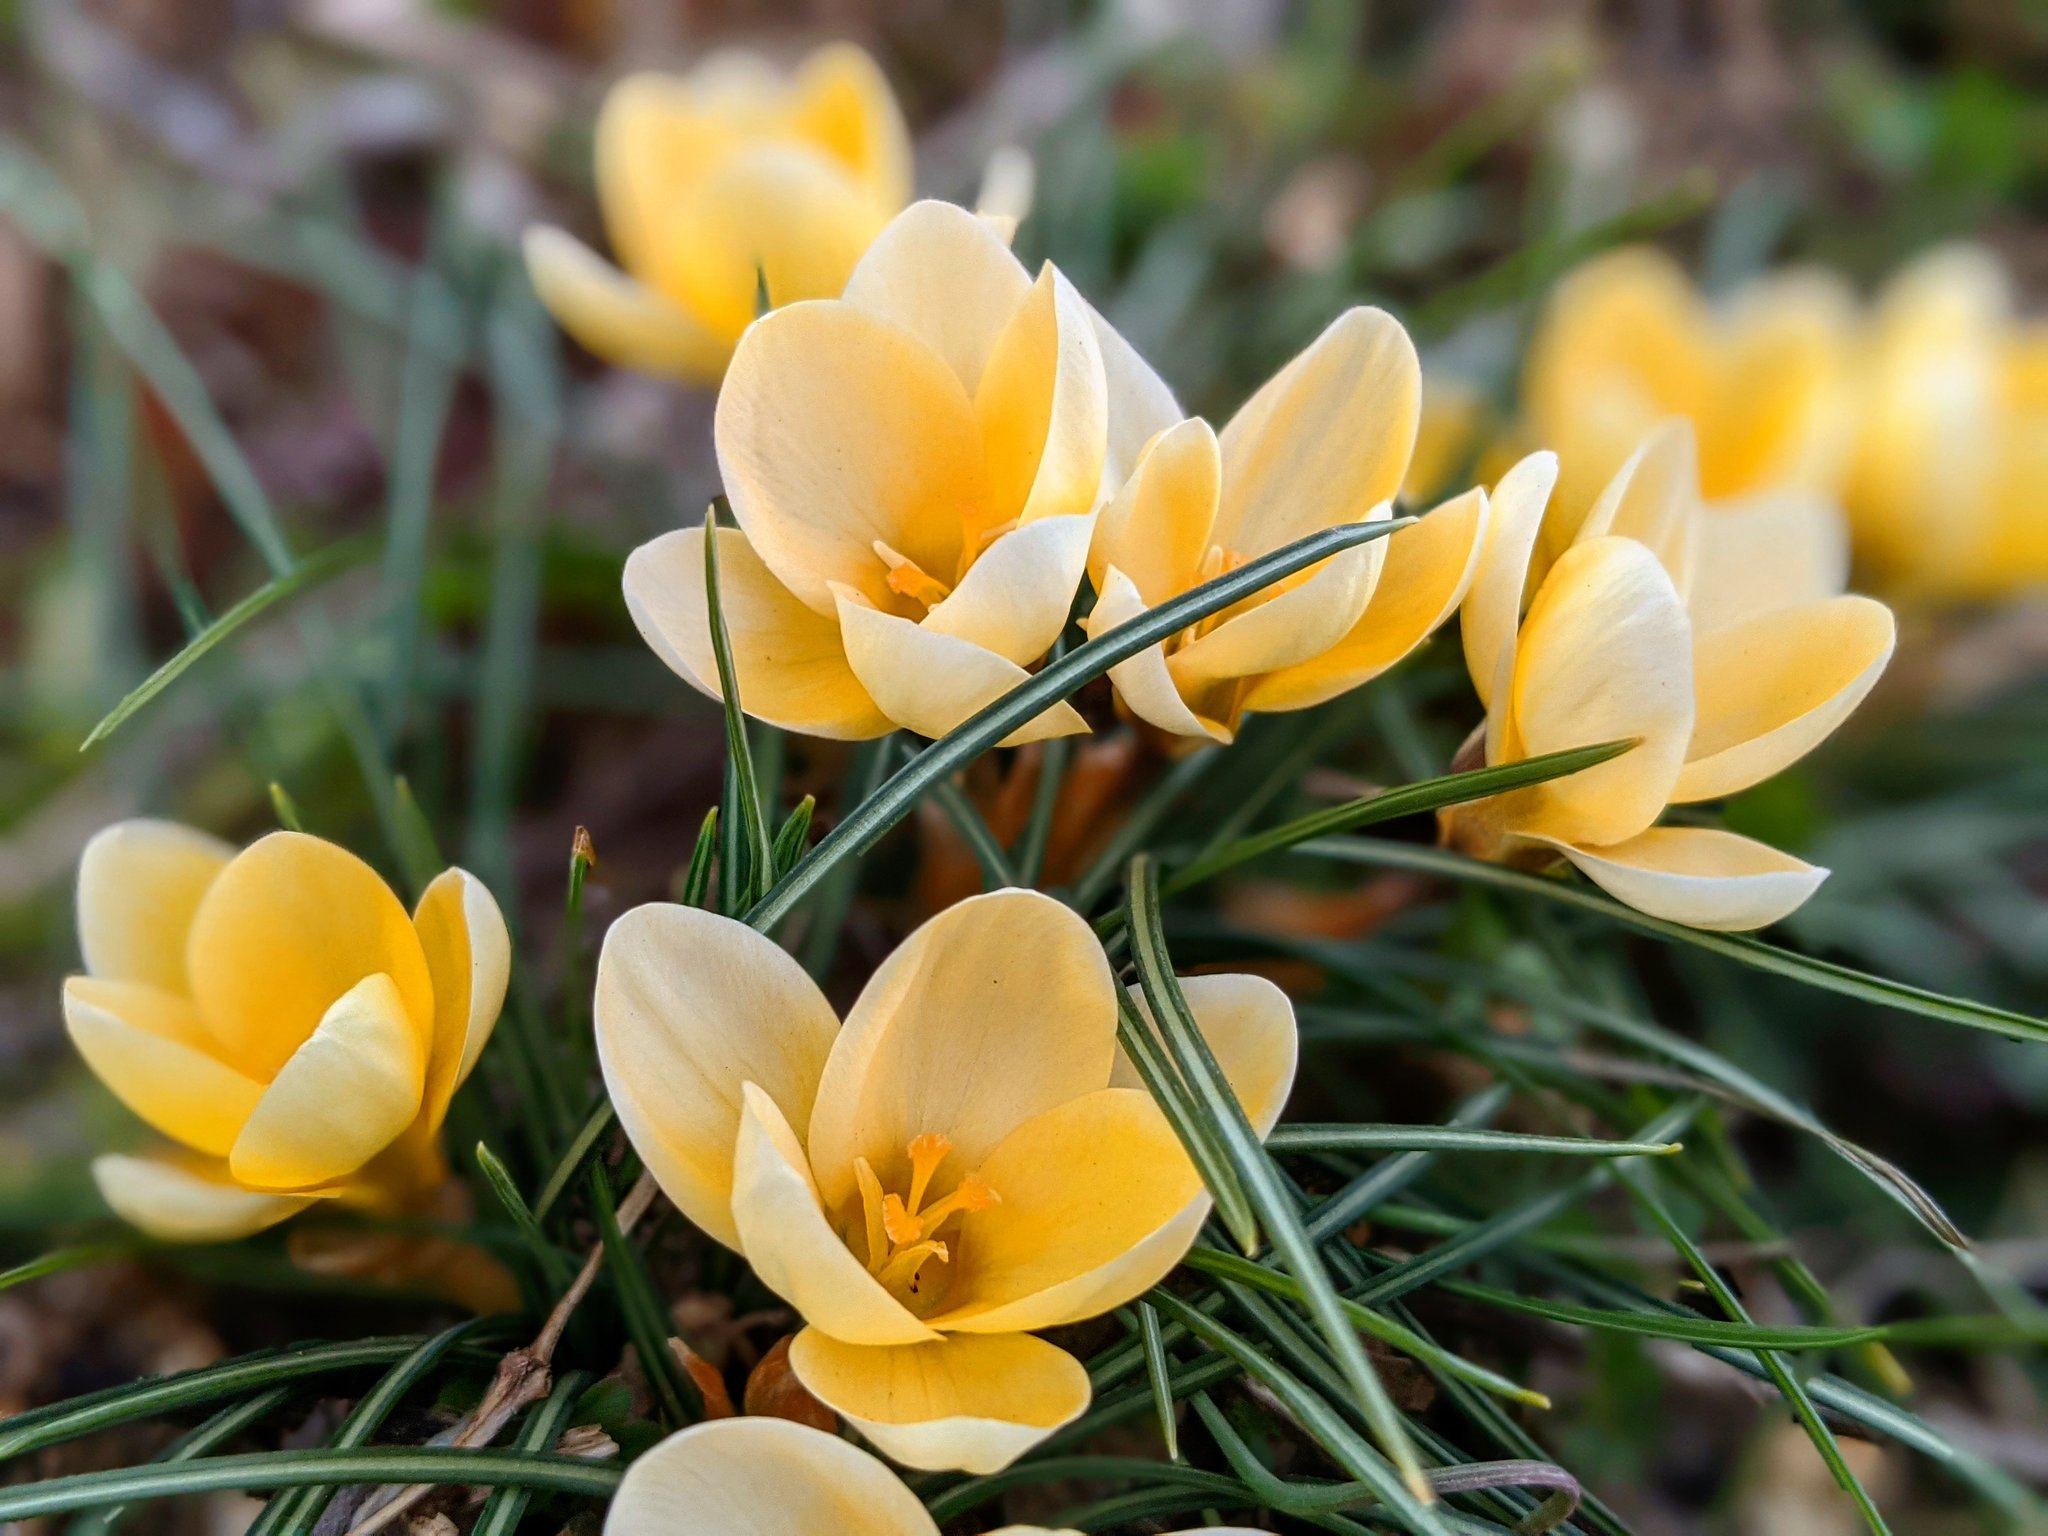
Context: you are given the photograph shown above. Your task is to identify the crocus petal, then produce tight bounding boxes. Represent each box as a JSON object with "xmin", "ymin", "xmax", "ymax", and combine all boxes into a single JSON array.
[
  {"xmin": 1702, "ymin": 269, "xmax": 1857, "ymax": 499},
  {"xmin": 1246, "ymin": 486, "xmax": 1488, "ymax": 713},
  {"xmin": 1084, "ymin": 566, "xmax": 1231, "ymax": 742},
  {"xmin": 76, "ymin": 819, "xmax": 233, "ymax": 993},
  {"xmin": 93, "ymin": 1154, "xmax": 316, "ymax": 1242},
  {"xmin": 922, "ymin": 514, "xmax": 1093, "ymax": 666},
  {"xmin": 730, "ymin": 1085, "xmax": 937, "ymax": 1346},
  {"xmin": 841, "ymin": 200, "xmax": 1033, "ymax": 395},
  {"xmin": 833, "ymin": 587, "xmax": 1086, "ymax": 746},
  {"xmin": 1672, "ymin": 595, "xmax": 1895, "ymax": 803},
  {"xmin": 925, "ymin": 1088, "xmax": 1204, "ymax": 1334},
  {"xmin": 717, "ymin": 302, "xmax": 977, "ymax": 613},
  {"xmin": 1685, "ymin": 491, "xmax": 1851, "ymax": 636},
  {"xmin": 1109, "ymin": 974, "xmax": 1300, "ymax": 1137},
  {"xmin": 593, "ymin": 72, "xmax": 740, "ymax": 290},
  {"xmin": 786, "ymin": 43, "xmax": 913, "ymax": 209},
  {"xmin": 411, "ymin": 868, "xmax": 511, "ymax": 1131},
  {"xmin": 64, "ymin": 978, "xmax": 263, "ymax": 1158},
  {"xmin": 186, "ymin": 832, "xmax": 437, "ymax": 1081},
  {"xmin": 1573, "ymin": 420, "xmax": 1699, "ymax": 593},
  {"xmin": 1168, "ymin": 505, "xmax": 1393, "ymax": 688},
  {"xmin": 228, "ymin": 973, "xmax": 427, "ymax": 1192},
  {"xmin": 1507, "ymin": 537, "xmax": 1694, "ymax": 849},
  {"xmin": 605, "ymin": 1417, "xmax": 940, "ymax": 1536},
  {"xmin": 625, "ymin": 526, "xmax": 891, "ymax": 740},
  {"xmin": 1462, "ymin": 451, "xmax": 1558, "ymax": 713},
  {"xmin": 787, "ymin": 1328, "xmax": 1090, "ymax": 1474},
  {"xmin": 1088, "ymin": 416, "xmax": 1220, "ymax": 607},
  {"xmin": 976, "ymin": 266, "xmax": 1108, "ymax": 529},
  {"xmin": 1212, "ymin": 307, "xmax": 1419, "ymax": 558},
  {"xmin": 595, "ymin": 905, "xmax": 842, "ymax": 1252},
  {"xmin": 522, "ymin": 228, "xmax": 728, "ymax": 381},
  {"xmin": 805, "ymin": 889, "xmax": 1118, "ymax": 1214},
  {"xmin": 1531, "ymin": 827, "xmax": 1828, "ymax": 931},
  {"xmin": 974, "ymin": 144, "xmax": 1036, "ymax": 230},
  {"xmin": 1089, "ymin": 300, "xmax": 1183, "ymax": 497}
]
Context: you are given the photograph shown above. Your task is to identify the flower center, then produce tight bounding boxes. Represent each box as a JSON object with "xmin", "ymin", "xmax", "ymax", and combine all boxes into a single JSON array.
[
  {"xmin": 874, "ymin": 540, "xmax": 953, "ymax": 610},
  {"xmin": 850, "ymin": 1131, "xmax": 1001, "ymax": 1306},
  {"xmin": 1178, "ymin": 543, "xmax": 1250, "ymax": 647}
]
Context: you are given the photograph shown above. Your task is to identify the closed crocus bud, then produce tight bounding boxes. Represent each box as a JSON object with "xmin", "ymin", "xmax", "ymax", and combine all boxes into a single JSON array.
[
  {"xmin": 1521, "ymin": 247, "xmax": 1858, "ymax": 574},
  {"xmin": 1084, "ymin": 308, "xmax": 1493, "ymax": 741},
  {"xmin": 623, "ymin": 200, "xmax": 1174, "ymax": 745},
  {"xmin": 604, "ymin": 1416, "xmax": 1268, "ymax": 1535},
  {"xmin": 523, "ymin": 44, "xmax": 912, "ymax": 384},
  {"xmin": 595, "ymin": 889, "xmax": 1296, "ymax": 1473},
  {"xmin": 65, "ymin": 822, "xmax": 508, "ymax": 1243},
  {"xmin": 1441, "ymin": 424, "xmax": 1896, "ymax": 932},
  {"xmin": 1844, "ymin": 245, "xmax": 2048, "ymax": 601}
]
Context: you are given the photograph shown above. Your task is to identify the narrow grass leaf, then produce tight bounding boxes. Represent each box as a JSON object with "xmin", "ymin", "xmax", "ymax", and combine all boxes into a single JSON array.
[
  {"xmin": 704, "ymin": 499, "xmax": 775, "ymax": 902},
  {"xmin": 1268, "ymin": 1124, "xmax": 1680, "ymax": 1157},
  {"xmin": 1136, "ymin": 1302, "xmax": 1180, "ymax": 1460},
  {"xmin": 471, "ymin": 1369, "xmax": 595, "ymax": 1536}
]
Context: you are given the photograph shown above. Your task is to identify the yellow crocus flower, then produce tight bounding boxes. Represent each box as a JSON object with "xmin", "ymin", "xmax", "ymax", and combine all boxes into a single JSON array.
[
  {"xmin": 1084, "ymin": 307, "xmax": 1491, "ymax": 741},
  {"xmin": 604, "ymin": 1416, "xmax": 1261, "ymax": 1535},
  {"xmin": 595, "ymin": 888, "xmax": 1295, "ymax": 1473},
  {"xmin": 624, "ymin": 199, "xmax": 1176, "ymax": 744},
  {"xmin": 63, "ymin": 821, "xmax": 508, "ymax": 1242},
  {"xmin": 1844, "ymin": 245, "xmax": 2048, "ymax": 600},
  {"xmin": 524, "ymin": 44, "xmax": 912, "ymax": 383},
  {"xmin": 1441, "ymin": 424, "xmax": 1895, "ymax": 931},
  {"xmin": 1521, "ymin": 246, "xmax": 1858, "ymax": 571}
]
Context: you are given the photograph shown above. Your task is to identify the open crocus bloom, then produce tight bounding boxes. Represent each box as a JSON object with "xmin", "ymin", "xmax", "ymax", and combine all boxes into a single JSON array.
[
  {"xmin": 1084, "ymin": 307, "xmax": 1491, "ymax": 741},
  {"xmin": 595, "ymin": 889, "xmax": 1295, "ymax": 1473},
  {"xmin": 623, "ymin": 199, "xmax": 1177, "ymax": 745},
  {"xmin": 64, "ymin": 822, "xmax": 508, "ymax": 1242},
  {"xmin": 1440, "ymin": 424, "xmax": 1896, "ymax": 931},
  {"xmin": 1521, "ymin": 246, "xmax": 1858, "ymax": 573},
  {"xmin": 606, "ymin": 1417, "xmax": 1262, "ymax": 1535},
  {"xmin": 524, "ymin": 44, "xmax": 912, "ymax": 384},
  {"xmin": 1844, "ymin": 245, "xmax": 2048, "ymax": 600}
]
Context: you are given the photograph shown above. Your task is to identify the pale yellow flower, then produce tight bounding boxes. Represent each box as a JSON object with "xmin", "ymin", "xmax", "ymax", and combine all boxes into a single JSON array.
[
  {"xmin": 604, "ymin": 1416, "xmax": 1262, "ymax": 1535},
  {"xmin": 1844, "ymin": 245, "xmax": 2048, "ymax": 600},
  {"xmin": 524, "ymin": 44, "xmax": 912, "ymax": 383},
  {"xmin": 1521, "ymin": 246, "xmax": 1858, "ymax": 571},
  {"xmin": 1441, "ymin": 425, "xmax": 1895, "ymax": 931},
  {"xmin": 594, "ymin": 889, "xmax": 1295, "ymax": 1473},
  {"xmin": 624, "ymin": 199, "xmax": 1178, "ymax": 744},
  {"xmin": 64, "ymin": 822, "xmax": 508, "ymax": 1241},
  {"xmin": 1084, "ymin": 308, "xmax": 1492, "ymax": 741}
]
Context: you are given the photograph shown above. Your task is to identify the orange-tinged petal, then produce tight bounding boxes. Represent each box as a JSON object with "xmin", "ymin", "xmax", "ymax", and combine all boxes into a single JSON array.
[
  {"xmin": 1700, "ymin": 268, "xmax": 1856, "ymax": 499},
  {"xmin": 64, "ymin": 978, "xmax": 263, "ymax": 1158},
  {"xmin": 522, "ymin": 227, "xmax": 729, "ymax": 382},
  {"xmin": 785, "ymin": 43, "xmax": 913, "ymax": 209},
  {"xmin": 842, "ymin": 201, "xmax": 1033, "ymax": 395},
  {"xmin": 1532, "ymin": 827, "xmax": 1828, "ymax": 931},
  {"xmin": 922, "ymin": 514, "xmax": 1093, "ymax": 666},
  {"xmin": 76, "ymin": 819, "xmax": 233, "ymax": 994},
  {"xmin": 411, "ymin": 868, "xmax": 510, "ymax": 1132},
  {"xmin": 975, "ymin": 266, "xmax": 1108, "ymax": 531},
  {"xmin": 1084, "ymin": 566, "xmax": 1231, "ymax": 741},
  {"xmin": 592, "ymin": 72, "xmax": 742, "ymax": 290},
  {"xmin": 93, "ymin": 1154, "xmax": 317, "ymax": 1242},
  {"xmin": 185, "ymin": 832, "xmax": 436, "ymax": 1081},
  {"xmin": 1574, "ymin": 420, "xmax": 1700, "ymax": 593},
  {"xmin": 787, "ymin": 1328, "xmax": 1090, "ymax": 1474},
  {"xmin": 1088, "ymin": 416, "xmax": 1220, "ymax": 606},
  {"xmin": 595, "ymin": 904, "xmax": 842, "ymax": 1252}
]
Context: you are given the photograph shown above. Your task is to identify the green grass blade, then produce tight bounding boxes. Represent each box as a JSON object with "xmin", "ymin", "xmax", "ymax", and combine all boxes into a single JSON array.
[
  {"xmin": 682, "ymin": 806, "xmax": 720, "ymax": 909},
  {"xmin": 471, "ymin": 1369, "xmax": 595, "ymax": 1536},
  {"xmin": 1135, "ymin": 1302, "xmax": 1180, "ymax": 1460},
  {"xmin": 931, "ymin": 776, "xmax": 1018, "ymax": 889},
  {"xmin": 1013, "ymin": 731, "xmax": 1071, "ymax": 887},
  {"xmin": 1113, "ymin": 986, "xmax": 1258, "ymax": 1250},
  {"xmin": 1268, "ymin": 1124, "xmax": 1681, "ymax": 1157},
  {"xmin": 66, "ymin": 1387, "xmax": 295, "ymax": 1536},
  {"xmin": 1, "ymin": 1243, "xmax": 133, "ymax": 1294},
  {"xmin": 589, "ymin": 1170, "xmax": 699, "ymax": 1424},
  {"xmin": 704, "ymin": 500, "xmax": 776, "ymax": 904},
  {"xmin": 531, "ymin": 1095, "xmax": 617, "ymax": 1224},
  {"xmin": 770, "ymin": 794, "xmax": 816, "ymax": 878},
  {"xmin": 474, "ymin": 1142, "xmax": 576, "ymax": 1295}
]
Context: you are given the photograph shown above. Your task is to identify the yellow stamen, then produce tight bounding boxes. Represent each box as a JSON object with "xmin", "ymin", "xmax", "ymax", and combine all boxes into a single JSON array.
[
  {"xmin": 881, "ymin": 1192, "xmax": 922, "ymax": 1248},
  {"xmin": 904, "ymin": 1132, "xmax": 953, "ymax": 1216},
  {"xmin": 874, "ymin": 540, "xmax": 953, "ymax": 608},
  {"xmin": 914, "ymin": 1172, "xmax": 1001, "ymax": 1239}
]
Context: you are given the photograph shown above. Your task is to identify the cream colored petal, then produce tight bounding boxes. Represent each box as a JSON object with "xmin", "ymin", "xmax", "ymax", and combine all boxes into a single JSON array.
[
  {"xmin": 922, "ymin": 514, "xmax": 1093, "ymax": 666},
  {"xmin": 841, "ymin": 200, "xmax": 1034, "ymax": 395},
  {"xmin": 592, "ymin": 72, "xmax": 740, "ymax": 290},
  {"xmin": 1246, "ymin": 486, "xmax": 1488, "ymax": 714},
  {"xmin": 1462, "ymin": 451, "xmax": 1558, "ymax": 712},
  {"xmin": 624, "ymin": 527, "xmax": 891, "ymax": 740},
  {"xmin": 93, "ymin": 1154, "xmax": 316, "ymax": 1243},
  {"xmin": 1702, "ymin": 268, "xmax": 1857, "ymax": 499},
  {"xmin": 717, "ymin": 301, "xmax": 977, "ymax": 613},
  {"xmin": 1672, "ymin": 595, "xmax": 1894, "ymax": 803},
  {"xmin": 833, "ymin": 587, "xmax": 1086, "ymax": 746},
  {"xmin": 926, "ymin": 1088, "xmax": 1204, "ymax": 1334},
  {"xmin": 64, "ymin": 978, "xmax": 263, "ymax": 1158},
  {"xmin": 975, "ymin": 144, "xmax": 1036, "ymax": 230},
  {"xmin": 787, "ymin": 1329, "xmax": 1090, "ymax": 1475},
  {"xmin": 186, "ymin": 833, "xmax": 437, "ymax": 1081},
  {"xmin": 1574, "ymin": 420, "xmax": 1700, "ymax": 592},
  {"xmin": 411, "ymin": 868, "xmax": 511, "ymax": 1132},
  {"xmin": 1089, "ymin": 300, "xmax": 1183, "ymax": 498},
  {"xmin": 228, "ymin": 973, "xmax": 426, "ymax": 1192},
  {"xmin": 604, "ymin": 1417, "xmax": 940, "ymax": 1536},
  {"xmin": 786, "ymin": 43, "xmax": 914, "ymax": 209},
  {"xmin": 1533, "ymin": 827, "xmax": 1828, "ymax": 932},
  {"xmin": 976, "ymin": 266, "xmax": 1108, "ymax": 529},
  {"xmin": 1507, "ymin": 537, "xmax": 1694, "ymax": 849},
  {"xmin": 805, "ymin": 889, "xmax": 1119, "ymax": 1214},
  {"xmin": 1084, "ymin": 565, "xmax": 1231, "ymax": 742},
  {"xmin": 522, "ymin": 228, "xmax": 729, "ymax": 382},
  {"xmin": 1684, "ymin": 491, "xmax": 1850, "ymax": 636},
  {"xmin": 76, "ymin": 819, "xmax": 233, "ymax": 993},
  {"xmin": 595, "ymin": 904, "xmax": 842, "ymax": 1252},
  {"xmin": 1108, "ymin": 974, "xmax": 1300, "ymax": 1137},
  {"xmin": 1088, "ymin": 415, "xmax": 1220, "ymax": 606},
  {"xmin": 1167, "ymin": 506, "xmax": 1393, "ymax": 688},
  {"xmin": 731, "ymin": 1085, "xmax": 937, "ymax": 1346},
  {"xmin": 1212, "ymin": 307, "xmax": 1420, "ymax": 558}
]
